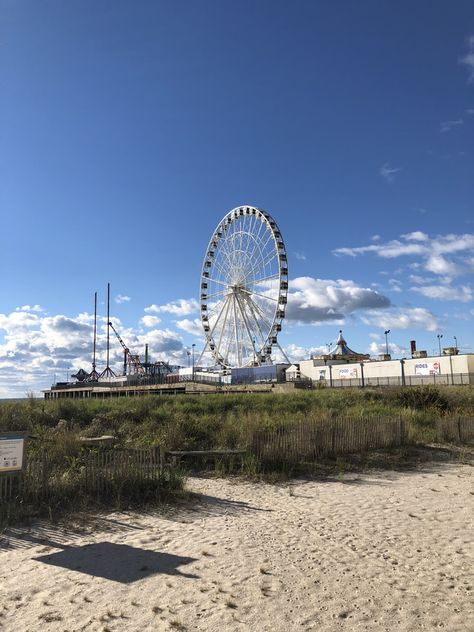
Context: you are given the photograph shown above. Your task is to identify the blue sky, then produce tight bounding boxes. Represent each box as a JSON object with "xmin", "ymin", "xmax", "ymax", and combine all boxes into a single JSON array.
[{"xmin": 1, "ymin": 1, "xmax": 473, "ymax": 396}]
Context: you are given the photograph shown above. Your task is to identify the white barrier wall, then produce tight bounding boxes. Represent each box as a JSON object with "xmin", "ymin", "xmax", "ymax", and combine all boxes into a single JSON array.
[{"xmin": 299, "ymin": 354, "xmax": 473, "ymax": 383}]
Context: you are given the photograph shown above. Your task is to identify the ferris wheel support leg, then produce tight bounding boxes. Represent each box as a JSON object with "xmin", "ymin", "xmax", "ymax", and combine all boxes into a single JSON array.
[
  {"xmin": 276, "ymin": 340, "xmax": 291, "ymax": 364},
  {"xmin": 196, "ymin": 341, "xmax": 209, "ymax": 366},
  {"xmin": 235, "ymin": 291, "xmax": 261, "ymax": 366}
]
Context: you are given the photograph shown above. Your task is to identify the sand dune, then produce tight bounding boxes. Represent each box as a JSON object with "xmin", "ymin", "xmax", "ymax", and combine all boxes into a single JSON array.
[{"xmin": 1, "ymin": 462, "xmax": 473, "ymax": 631}]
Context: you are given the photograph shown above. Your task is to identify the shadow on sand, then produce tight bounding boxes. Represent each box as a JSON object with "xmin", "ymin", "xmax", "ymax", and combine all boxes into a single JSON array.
[{"xmin": 34, "ymin": 542, "xmax": 198, "ymax": 583}]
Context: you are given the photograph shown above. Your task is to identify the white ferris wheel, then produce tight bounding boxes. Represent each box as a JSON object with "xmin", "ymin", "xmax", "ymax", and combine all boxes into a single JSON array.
[{"xmin": 199, "ymin": 205, "xmax": 289, "ymax": 368}]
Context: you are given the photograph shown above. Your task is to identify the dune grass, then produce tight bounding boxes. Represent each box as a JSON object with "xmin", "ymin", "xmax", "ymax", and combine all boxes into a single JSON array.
[
  {"xmin": 1, "ymin": 385, "xmax": 472, "ymax": 450},
  {"xmin": 1, "ymin": 386, "xmax": 472, "ymax": 527}
]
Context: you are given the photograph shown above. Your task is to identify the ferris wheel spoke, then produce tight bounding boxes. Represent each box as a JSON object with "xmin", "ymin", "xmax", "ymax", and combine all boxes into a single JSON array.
[
  {"xmin": 204, "ymin": 289, "xmax": 227, "ymax": 300},
  {"xmin": 232, "ymin": 294, "xmax": 242, "ymax": 367},
  {"xmin": 210, "ymin": 258, "xmax": 232, "ymax": 281},
  {"xmin": 215, "ymin": 294, "xmax": 232, "ymax": 361},
  {"xmin": 248, "ymin": 290, "xmax": 278, "ymax": 302},
  {"xmin": 252, "ymin": 233, "xmax": 274, "ymax": 268},
  {"xmin": 247, "ymin": 294, "xmax": 275, "ymax": 331},
  {"xmin": 206, "ymin": 295, "xmax": 231, "ymax": 341},
  {"xmin": 246, "ymin": 221, "xmax": 267, "ymax": 264},
  {"xmin": 235, "ymin": 292, "xmax": 258, "ymax": 351},
  {"xmin": 256, "ymin": 250, "xmax": 278, "ymax": 273},
  {"xmin": 205, "ymin": 276, "xmax": 228, "ymax": 289},
  {"xmin": 241, "ymin": 293, "xmax": 267, "ymax": 349},
  {"xmin": 241, "ymin": 251, "xmax": 277, "ymax": 286},
  {"xmin": 252, "ymin": 272, "xmax": 281, "ymax": 285},
  {"xmin": 217, "ymin": 237, "xmax": 237, "ymax": 270}
]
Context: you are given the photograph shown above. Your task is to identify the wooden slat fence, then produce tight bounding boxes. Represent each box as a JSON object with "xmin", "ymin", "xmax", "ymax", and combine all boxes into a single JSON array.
[
  {"xmin": 435, "ymin": 416, "xmax": 474, "ymax": 444},
  {"xmin": 0, "ymin": 447, "xmax": 163, "ymax": 502},
  {"xmin": 250, "ymin": 416, "xmax": 406, "ymax": 463}
]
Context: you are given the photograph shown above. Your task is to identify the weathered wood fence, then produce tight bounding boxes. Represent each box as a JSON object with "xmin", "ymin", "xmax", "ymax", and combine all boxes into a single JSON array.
[
  {"xmin": 250, "ymin": 416, "xmax": 406, "ymax": 462},
  {"xmin": 0, "ymin": 447, "xmax": 163, "ymax": 502},
  {"xmin": 435, "ymin": 416, "xmax": 474, "ymax": 444},
  {"xmin": 250, "ymin": 415, "xmax": 474, "ymax": 463}
]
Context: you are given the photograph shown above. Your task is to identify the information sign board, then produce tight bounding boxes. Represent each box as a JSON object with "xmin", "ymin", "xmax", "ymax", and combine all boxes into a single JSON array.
[{"xmin": 0, "ymin": 433, "xmax": 26, "ymax": 472}]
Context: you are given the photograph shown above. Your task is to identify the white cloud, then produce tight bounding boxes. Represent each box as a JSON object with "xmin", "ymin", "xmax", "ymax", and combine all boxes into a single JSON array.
[
  {"xmin": 115, "ymin": 294, "xmax": 131, "ymax": 304},
  {"xmin": 294, "ymin": 251, "xmax": 307, "ymax": 261},
  {"xmin": 361, "ymin": 307, "xmax": 439, "ymax": 332},
  {"xmin": 368, "ymin": 341, "xmax": 408, "ymax": 356},
  {"xmin": 0, "ymin": 304, "xmax": 188, "ymax": 398},
  {"xmin": 281, "ymin": 343, "xmax": 328, "ymax": 363},
  {"xmin": 459, "ymin": 34, "xmax": 474, "ymax": 83},
  {"xmin": 424, "ymin": 255, "xmax": 460, "ymax": 277},
  {"xmin": 286, "ymin": 277, "xmax": 390, "ymax": 324},
  {"xmin": 175, "ymin": 318, "xmax": 203, "ymax": 337},
  {"xmin": 388, "ymin": 279, "xmax": 402, "ymax": 293},
  {"xmin": 333, "ymin": 231, "xmax": 474, "ymax": 279},
  {"xmin": 145, "ymin": 298, "xmax": 199, "ymax": 316},
  {"xmin": 401, "ymin": 231, "xmax": 428, "ymax": 242},
  {"xmin": 380, "ymin": 163, "xmax": 402, "ymax": 182},
  {"xmin": 408, "ymin": 274, "xmax": 435, "ymax": 285},
  {"xmin": 371, "ymin": 234, "xmax": 381, "ymax": 241},
  {"xmin": 411, "ymin": 285, "xmax": 472, "ymax": 303},
  {"xmin": 440, "ymin": 119, "xmax": 463, "ymax": 133},
  {"xmin": 466, "ymin": 108, "xmax": 474, "ymax": 115},
  {"xmin": 15, "ymin": 304, "xmax": 44, "ymax": 313},
  {"xmin": 140, "ymin": 315, "xmax": 161, "ymax": 328},
  {"xmin": 334, "ymin": 241, "xmax": 426, "ymax": 259}
]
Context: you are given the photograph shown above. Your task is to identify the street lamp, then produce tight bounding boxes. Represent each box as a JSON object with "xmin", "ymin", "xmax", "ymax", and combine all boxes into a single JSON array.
[
  {"xmin": 437, "ymin": 334, "xmax": 443, "ymax": 356},
  {"xmin": 454, "ymin": 336, "xmax": 458, "ymax": 352},
  {"xmin": 384, "ymin": 330, "xmax": 390, "ymax": 356},
  {"xmin": 192, "ymin": 343, "xmax": 196, "ymax": 381}
]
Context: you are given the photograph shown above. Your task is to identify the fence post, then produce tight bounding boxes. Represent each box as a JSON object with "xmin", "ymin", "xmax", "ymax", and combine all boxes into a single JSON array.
[
  {"xmin": 399, "ymin": 416, "xmax": 406, "ymax": 445},
  {"xmin": 42, "ymin": 451, "xmax": 48, "ymax": 498},
  {"xmin": 458, "ymin": 416, "xmax": 462, "ymax": 443}
]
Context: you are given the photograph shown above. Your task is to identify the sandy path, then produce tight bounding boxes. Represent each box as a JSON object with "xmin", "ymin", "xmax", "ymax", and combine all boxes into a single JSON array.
[{"xmin": 1, "ymin": 463, "xmax": 473, "ymax": 632}]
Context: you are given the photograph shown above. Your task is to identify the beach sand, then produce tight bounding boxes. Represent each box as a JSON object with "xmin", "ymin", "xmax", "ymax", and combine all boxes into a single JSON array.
[{"xmin": 1, "ymin": 460, "xmax": 473, "ymax": 631}]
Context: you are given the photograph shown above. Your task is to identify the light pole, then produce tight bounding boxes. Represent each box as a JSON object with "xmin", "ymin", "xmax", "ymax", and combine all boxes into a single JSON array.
[
  {"xmin": 454, "ymin": 336, "xmax": 458, "ymax": 352},
  {"xmin": 437, "ymin": 334, "xmax": 443, "ymax": 356},
  {"xmin": 384, "ymin": 330, "xmax": 390, "ymax": 356},
  {"xmin": 192, "ymin": 343, "xmax": 196, "ymax": 381}
]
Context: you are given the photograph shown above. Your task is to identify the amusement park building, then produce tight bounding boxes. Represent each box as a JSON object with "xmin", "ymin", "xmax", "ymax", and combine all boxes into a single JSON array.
[{"xmin": 296, "ymin": 332, "xmax": 474, "ymax": 387}]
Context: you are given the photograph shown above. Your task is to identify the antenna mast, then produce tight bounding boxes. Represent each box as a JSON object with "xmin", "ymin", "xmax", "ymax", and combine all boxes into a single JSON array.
[
  {"xmin": 100, "ymin": 282, "xmax": 116, "ymax": 378},
  {"xmin": 88, "ymin": 291, "xmax": 100, "ymax": 381}
]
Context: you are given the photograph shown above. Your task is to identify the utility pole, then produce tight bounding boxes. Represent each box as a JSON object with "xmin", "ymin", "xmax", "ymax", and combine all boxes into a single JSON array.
[
  {"xmin": 384, "ymin": 329, "xmax": 390, "ymax": 356},
  {"xmin": 437, "ymin": 333, "xmax": 443, "ymax": 356}
]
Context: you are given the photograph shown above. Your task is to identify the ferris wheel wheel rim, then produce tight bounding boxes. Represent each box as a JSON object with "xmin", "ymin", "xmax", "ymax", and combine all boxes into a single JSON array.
[{"xmin": 199, "ymin": 205, "xmax": 288, "ymax": 368}]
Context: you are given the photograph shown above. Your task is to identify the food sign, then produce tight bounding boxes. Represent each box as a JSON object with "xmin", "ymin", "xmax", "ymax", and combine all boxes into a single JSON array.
[
  {"xmin": 0, "ymin": 433, "xmax": 26, "ymax": 472},
  {"xmin": 338, "ymin": 367, "xmax": 358, "ymax": 379}
]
